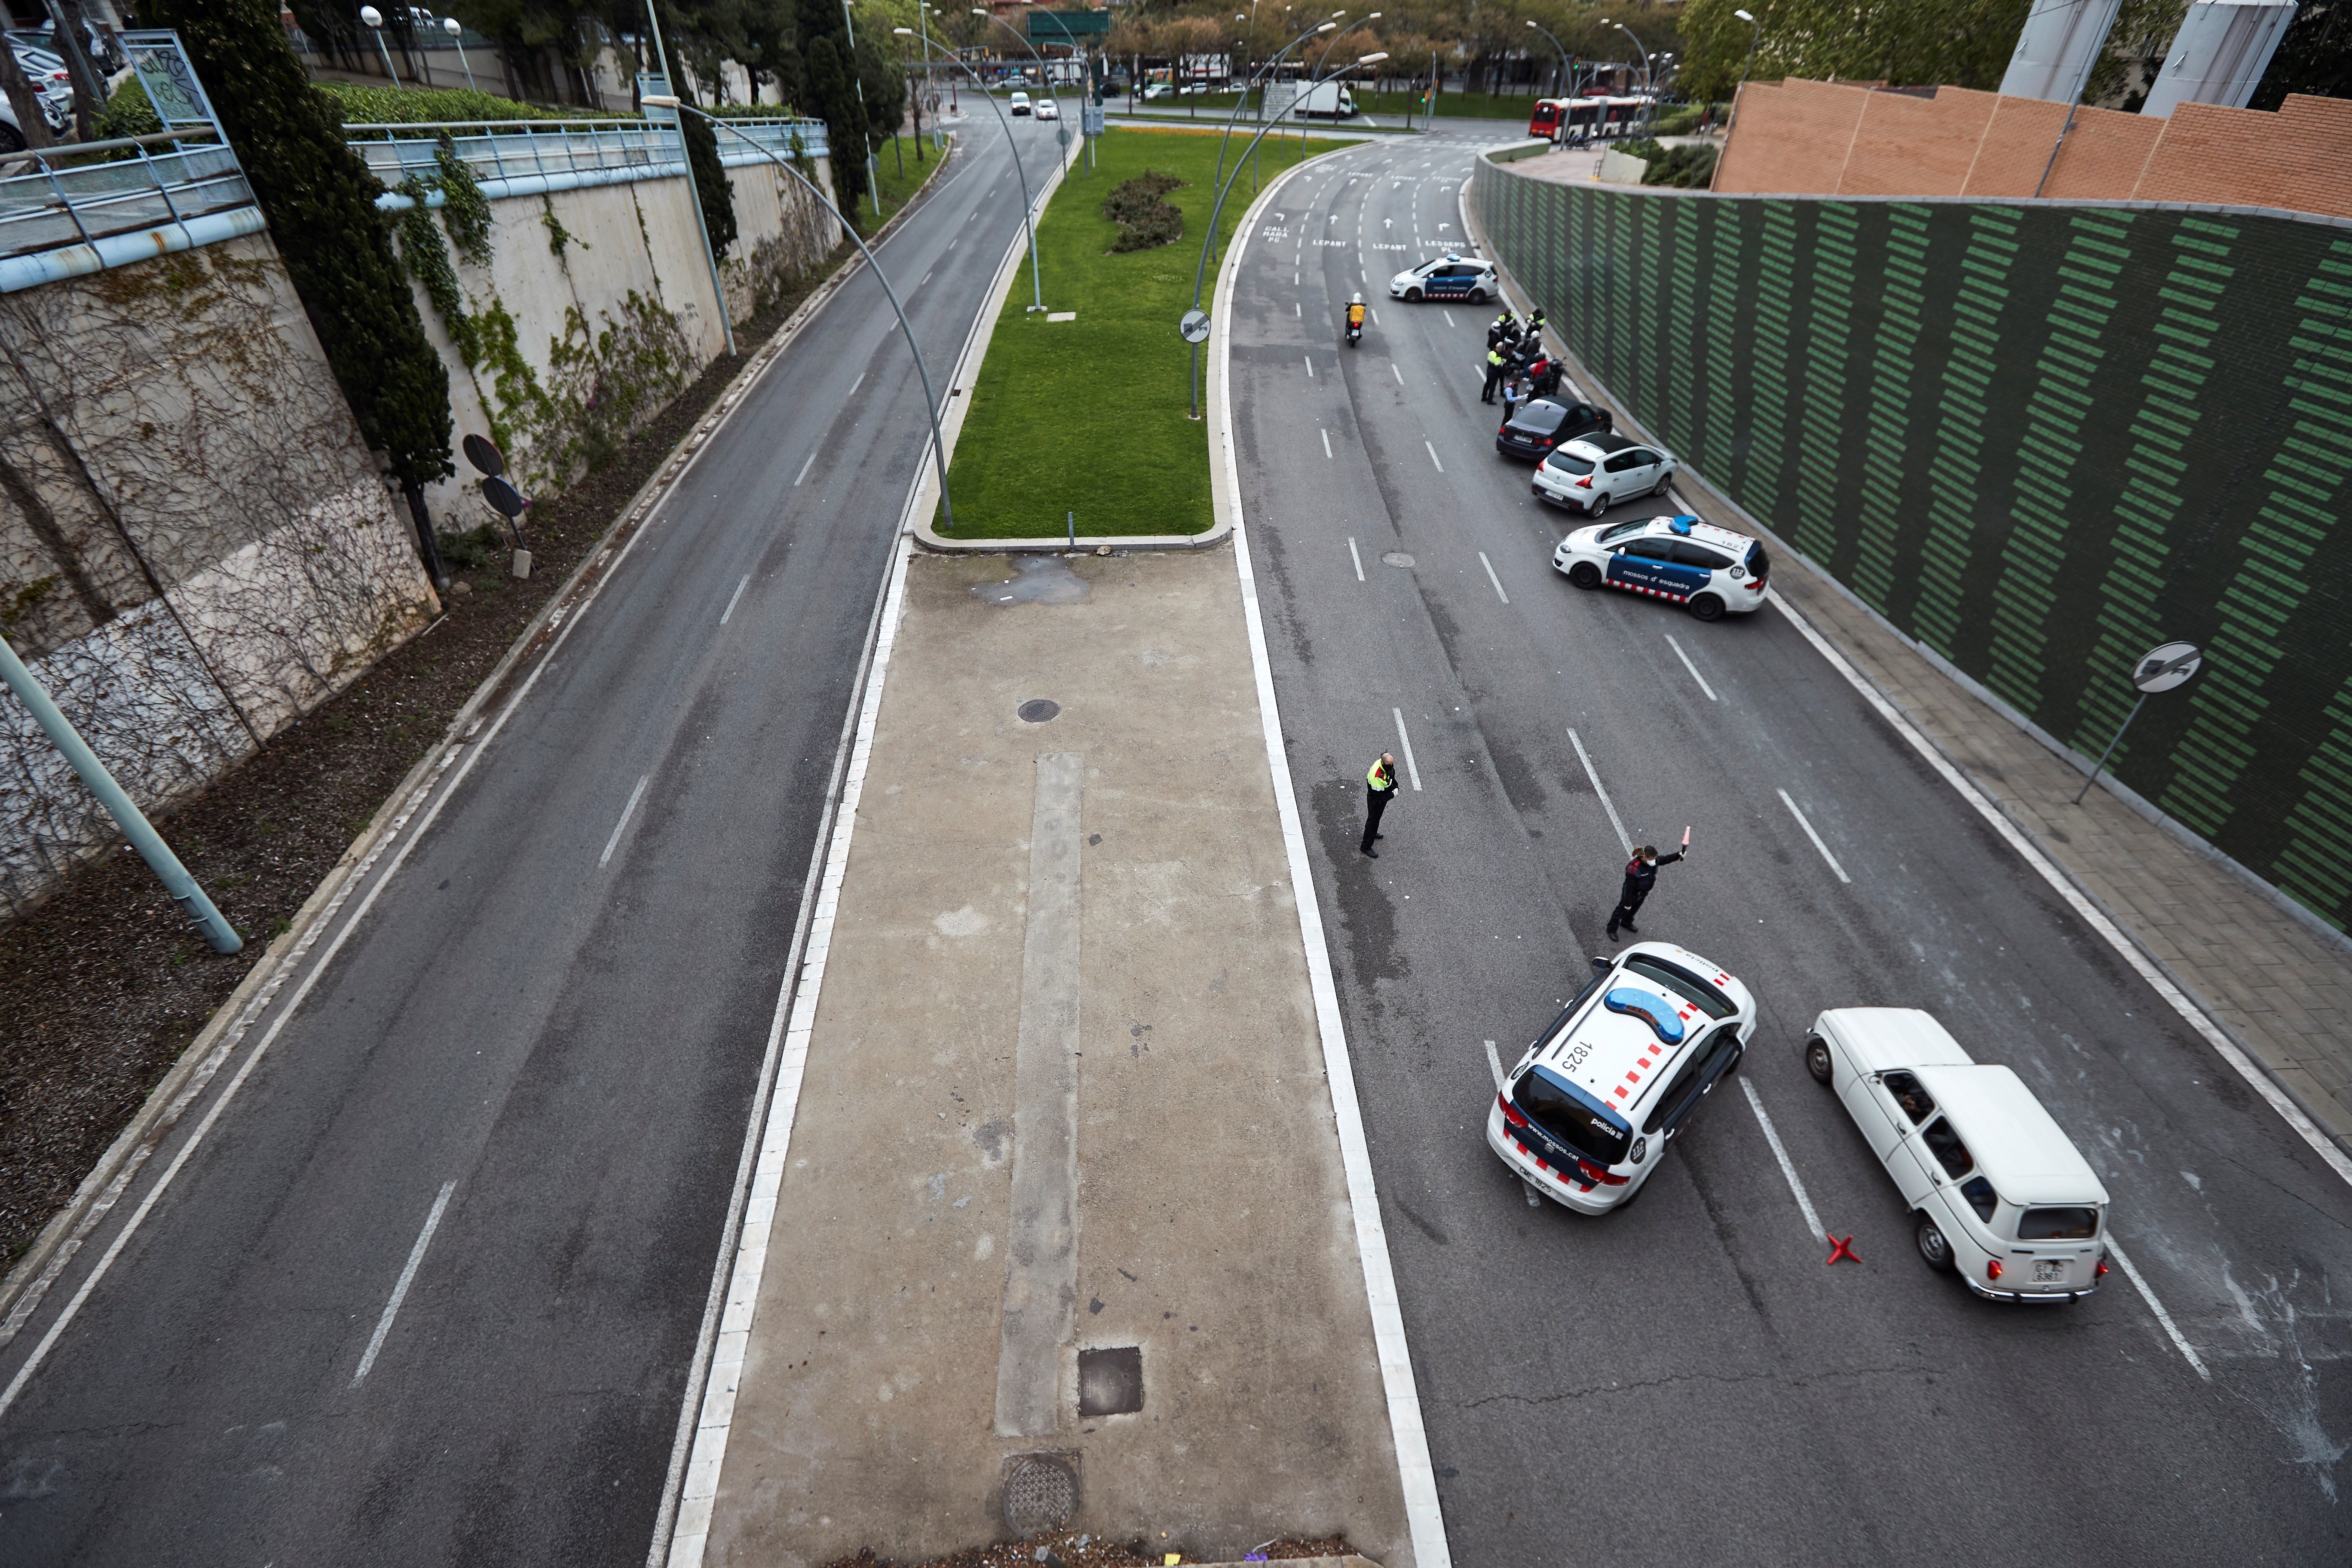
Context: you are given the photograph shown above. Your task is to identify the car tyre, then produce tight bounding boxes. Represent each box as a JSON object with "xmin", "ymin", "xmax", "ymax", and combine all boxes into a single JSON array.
[
  {"xmin": 1469, "ymin": 287, "xmax": 1488, "ymax": 303},
  {"xmin": 1568, "ymin": 561, "xmax": 1601, "ymax": 590},
  {"xmin": 1585, "ymin": 491, "xmax": 1608, "ymax": 518},
  {"xmin": 1688, "ymin": 593, "xmax": 1726, "ymax": 623},
  {"xmin": 1404, "ymin": 286, "xmax": 1423, "ymax": 302},
  {"xmin": 1916, "ymin": 1213, "xmax": 1957, "ymax": 1272},
  {"xmin": 1651, "ymin": 475, "xmax": 1673, "ymax": 497},
  {"xmin": 0, "ymin": 122, "xmax": 23, "ymax": 155},
  {"xmin": 1804, "ymin": 1035, "xmax": 1834, "ymax": 1084}
]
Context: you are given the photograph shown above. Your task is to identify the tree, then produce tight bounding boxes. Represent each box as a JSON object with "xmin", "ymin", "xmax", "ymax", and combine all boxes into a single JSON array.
[
  {"xmin": 2252, "ymin": 0, "xmax": 2352, "ymax": 109},
  {"xmin": 145, "ymin": 0, "xmax": 454, "ymax": 584},
  {"xmin": 802, "ymin": 31, "xmax": 867, "ymax": 212},
  {"xmin": 1677, "ymin": 0, "xmax": 2028, "ymax": 104}
]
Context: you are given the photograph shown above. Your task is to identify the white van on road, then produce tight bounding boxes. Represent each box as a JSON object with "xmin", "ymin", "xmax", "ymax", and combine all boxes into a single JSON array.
[{"xmin": 1805, "ymin": 1008, "xmax": 2111, "ymax": 1302}]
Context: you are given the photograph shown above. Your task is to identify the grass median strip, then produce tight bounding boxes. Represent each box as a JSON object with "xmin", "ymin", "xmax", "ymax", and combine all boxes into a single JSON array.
[{"xmin": 938, "ymin": 125, "xmax": 1338, "ymax": 540}]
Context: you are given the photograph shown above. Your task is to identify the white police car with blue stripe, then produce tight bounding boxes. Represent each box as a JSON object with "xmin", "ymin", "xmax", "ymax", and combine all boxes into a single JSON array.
[
  {"xmin": 1553, "ymin": 514, "xmax": 1771, "ymax": 622},
  {"xmin": 1489, "ymin": 943, "xmax": 1757, "ymax": 1214}
]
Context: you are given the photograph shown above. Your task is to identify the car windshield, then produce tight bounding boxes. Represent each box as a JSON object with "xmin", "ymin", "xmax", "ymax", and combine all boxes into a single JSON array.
[
  {"xmin": 1544, "ymin": 452, "xmax": 1596, "ymax": 475},
  {"xmin": 1595, "ymin": 519, "xmax": 1647, "ymax": 542},
  {"xmin": 1622, "ymin": 955, "xmax": 1737, "ymax": 1019},
  {"xmin": 1513, "ymin": 1067, "xmax": 1632, "ymax": 1165},
  {"xmin": 2018, "ymin": 1206, "xmax": 2100, "ymax": 1239}
]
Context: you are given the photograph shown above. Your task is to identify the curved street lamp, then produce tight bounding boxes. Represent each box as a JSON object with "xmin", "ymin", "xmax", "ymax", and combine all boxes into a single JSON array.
[
  {"xmin": 441, "ymin": 16, "xmax": 478, "ymax": 92},
  {"xmin": 971, "ymin": 8, "xmax": 1068, "ymax": 131},
  {"xmin": 1707, "ymin": 9, "xmax": 1759, "ymax": 191},
  {"xmin": 358, "ymin": 6, "xmax": 402, "ymax": 91},
  {"xmin": 1206, "ymin": 16, "xmax": 1339, "ymax": 228},
  {"xmin": 1524, "ymin": 18, "xmax": 1575, "ymax": 103},
  {"xmin": 641, "ymin": 95, "xmax": 959, "ymax": 531},
  {"xmin": 1597, "ymin": 17, "xmax": 1655, "ymax": 134},
  {"xmin": 896, "ymin": 26, "xmax": 1048, "ymax": 311},
  {"xmin": 1185, "ymin": 50, "xmax": 1387, "ymax": 417}
]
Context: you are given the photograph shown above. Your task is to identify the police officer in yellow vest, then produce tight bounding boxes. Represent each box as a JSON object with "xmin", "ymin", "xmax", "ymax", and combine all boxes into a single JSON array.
[
  {"xmin": 1362, "ymin": 752, "xmax": 1398, "ymax": 856},
  {"xmin": 1482, "ymin": 344, "xmax": 1507, "ymax": 404}
]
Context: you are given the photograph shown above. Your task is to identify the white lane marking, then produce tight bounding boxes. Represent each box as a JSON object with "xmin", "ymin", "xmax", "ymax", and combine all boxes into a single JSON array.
[
  {"xmin": 1348, "ymin": 537, "xmax": 1365, "ymax": 581},
  {"xmin": 918, "ymin": 270, "xmax": 932, "ymax": 289},
  {"xmin": 1322, "ymin": 428, "xmax": 1333, "ymax": 459},
  {"xmin": 847, "ymin": 371, "xmax": 867, "ymax": 399},
  {"xmin": 1391, "ymin": 707, "xmax": 1423, "ymax": 792},
  {"xmin": 1305, "ymin": 355, "xmax": 1315, "ymax": 378},
  {"xmin": 1478, "ymin": 551, "xmax": 1509, "ymax": 605},
  {"xmin": 1370, "ymin": 307, "xmax": 1380, "ymax": 326},
  {"xmin": 1664, "ymin": 634, "xmax": 1716, "ymax": 701},
  {"xmin": 1294, "ymin": 272, "xmax": 1300, "ymax": 285},
  {"xmin": 1485, "ymin": 1039, "xmax": 1505, "ymax": 1091},
  {"xmin": 1768, "ymin": 588, "xmax": 2352, "ymax": 1188},
  {"xmin": 720, "ymin": 573, "xmax": 750, "ymax": 625},
  {"xmin": 1567, "ymin": 728, "xmax": 1631, "ymax": 856},
  {"xmin": 1221, "ymin": 153, "xmax": 1452, "ymax": 1568},
  {"xmin": 1391, "ymin": 364, "xmax": 1403, "ymax": 384},
  {"xmin": 1424, "ymin": 440, "xmax": 1443, "ymax": 472},
  {"xmin": 352, "ymin": 1180, "xmax": 455, "ymax": 1384},
  {"xmin": 1442, "ymin": 309, "xmax": 1456, "ymax": 328},
  {"xmin": 793, "ymin": 452, "xmax": 817, "ymax": 487},
  {"xmin": 2106, "ymin": 1237, "xmax": 2211, "ymax": 1381},
  {"xmin": 600, "ymin": 774, "xmax": 651, "ymax": 867},
  {"xmin": 1739, "ymin": 1079, "xmax": 1824, "ymax": 1242},
  {"xmin": 1776, "ymin": 787, "xmax": 1851, "ymax": 883},
  {"xmin": 1296, "ymin": 301, "xmax": 1302, "ymax": 317}
]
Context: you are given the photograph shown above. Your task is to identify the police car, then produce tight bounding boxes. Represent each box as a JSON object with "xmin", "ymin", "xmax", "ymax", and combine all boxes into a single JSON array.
[
  {"xmin": 1489, "ymin": 943, "xmax": 1756, "ymax": 1214},
  {"xmin": 1553, "ymin": 514, "xmax": 1770, "ymax": 622},
  {"xmin": 1387, "ymin": 253, "xmax": 1498, "ymax": 303}
]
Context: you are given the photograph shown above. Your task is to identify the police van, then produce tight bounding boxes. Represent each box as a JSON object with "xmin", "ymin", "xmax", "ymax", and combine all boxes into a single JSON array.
[
  {"xmin": 1552, "ymin": 514, "xmax": 1770, "ymax": 622},
  {"xmin": 1488, "ymin": 943, "xmax": 1757, "ymax": 1214}
]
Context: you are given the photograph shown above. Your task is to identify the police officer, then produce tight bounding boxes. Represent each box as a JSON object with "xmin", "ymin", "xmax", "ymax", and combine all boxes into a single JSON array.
[
  {"xmin": 1362, "ymin": 752, "xmax": 1398, "ymax": 856},
  {"xmin": 1486, "ymin": 309, "xmax": 1518, "ymax": 351},
  {"xmin": 1606, "ymin": 832, "xmax": 1691, "ymax": 938},
  {"xmin": 1482, "ymin": 343, "xmax": 1507, "ymax": 404}
]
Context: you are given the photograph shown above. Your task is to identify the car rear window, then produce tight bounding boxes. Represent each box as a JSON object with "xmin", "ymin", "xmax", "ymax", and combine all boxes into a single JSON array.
[
  {"xmin": 1623, "ymin": 955, "xmax": 1738, "ymax": 1020},
  {"xmin": 1746, "ymin": 542, "xmax": 1770, "ymax": 577},
  {"xmin": 2018, "ymin": 1206, "xmax": 2100, "ymax": 1240},
  {"xmin": 1513, "ymin": 1068, "xmax": 1632, "ymax": 1166},
  {"xmin": 1544, "ymin": 452, "xmax": 1596, "ymax": 475}
]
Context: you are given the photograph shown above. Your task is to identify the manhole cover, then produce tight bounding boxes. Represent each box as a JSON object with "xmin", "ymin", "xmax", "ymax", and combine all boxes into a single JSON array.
[
  {"xmin": 1002, "ymin": 1453, "xmax": 1078, "ymax": 1536},
  {"xmin": 1077, "ymin": 1346, "xmax": 1143, "ymax": 1416},
  {"xmin": 1018, "ymin": 699, "xmax": 1060, "ymax": 723},
  {"xmin": 1382, "ymin": 551, "xmax": 1416, "ymax": 569}
]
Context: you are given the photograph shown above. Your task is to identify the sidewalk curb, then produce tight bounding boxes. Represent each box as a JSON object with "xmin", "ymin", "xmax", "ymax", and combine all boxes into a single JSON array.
[
  {"xmin": 1458, "ymin": 156, "xmax": 2352, "ymax": 1178},
  {"xmin": 0, "ymin": 143, "xmax": 957, "ymax": 1337}
]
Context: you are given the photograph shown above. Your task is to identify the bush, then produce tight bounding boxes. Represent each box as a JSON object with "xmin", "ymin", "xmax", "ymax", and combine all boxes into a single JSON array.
[
  {"xmin": 95, "ymin": 74, "xmax": 160, "ymax": 140},
  {"xmin": 1651, "ymin": 103, "xmax": 1709, "ymax": 138},
  {"xmin": 1102, "ymin": 170, "xmax": 1184, "ymax": 252},
  {"xmin": 1618, "ymin": 137, "xmax": 1718, "ymax": 189},
  {"xmin": 315, "ymin": 80, "xmax": 597, "ymax": 126}
]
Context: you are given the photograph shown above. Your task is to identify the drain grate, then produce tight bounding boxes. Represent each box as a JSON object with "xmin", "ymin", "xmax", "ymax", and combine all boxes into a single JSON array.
[
  {"xmin": 1018, "ymin": 699, "xmax": 1060, "ymax": 723},
  {"xmin": 1002, "ymin": 1452, "xmax": 1078, "ymax": 1536}
]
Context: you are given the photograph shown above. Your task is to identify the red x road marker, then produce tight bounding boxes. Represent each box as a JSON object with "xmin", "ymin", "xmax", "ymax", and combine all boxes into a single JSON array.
[{"xmin": 1825, "ymin": 1233, "xmax": 1860, "ymax": 1266}]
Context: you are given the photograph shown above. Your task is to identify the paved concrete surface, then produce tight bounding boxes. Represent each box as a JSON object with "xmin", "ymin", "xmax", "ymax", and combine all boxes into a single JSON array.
[
  {"xmin": 1229, "ymin": 132, "xmax": 2352, "ymax": 1564},
  {"xmin": 0, "ymin": 111, "xmax": 1078, "ymax": 1566},
  {"xmin": 701, "ymin": 549, "xmax": 1409, "ymax": 1568}
]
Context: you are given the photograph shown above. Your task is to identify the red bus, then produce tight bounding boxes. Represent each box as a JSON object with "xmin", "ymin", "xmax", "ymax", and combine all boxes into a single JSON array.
[{"xmin": 1528, "ymin": 95, "xmax": 1655, "ymax": 142}]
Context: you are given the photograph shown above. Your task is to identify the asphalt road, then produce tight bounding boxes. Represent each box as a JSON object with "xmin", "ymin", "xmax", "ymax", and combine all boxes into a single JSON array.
[
  {"xmin": 0, "ymin": 112, "xmax": 1069, "ymax": 1565},
  {"xmin": 1229, "ymin": 134, "xmax": 2352, "ymax": 1564}
]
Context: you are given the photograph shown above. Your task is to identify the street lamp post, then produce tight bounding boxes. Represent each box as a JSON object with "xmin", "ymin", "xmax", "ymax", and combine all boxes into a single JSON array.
[
  {"xmin": 1207, "ymin": 17, "xmax": 1336, "ymax": 233},
  {"xmin": 1185, "ymin": 51, "xmax": 1387, "ymax": 418},
  {"xmin": 896, "ymin": 28, "xmax": 1046, "ymax": 310},
  {"xmin": 642, "ymin": 0, "xmax": 735, "ymax": 356},
  {"xmin": 441, "ymin": 16, "xmax": 478, "ymax": 92},
  {"xmin": 1597, "ymin": 17, "xmax": 1655, "ymax": 134},
  {"xmin": 1524, "ymin": 18, "xmax": 1573, "ymax": 117},
  {"xmin": 1707, "ymin": 9, "xmax": 1758, "ymax": 191},
  {"xmin": 971, "ymin": 9, "xmax": 1071, "ymax": 161},
  {"xmin": 640, "ymin": 95, "xmax": 959, "ymax": 531},
  {"xmin": 358, "ymin": 6, "xmax": 402, "ymax": 90}
]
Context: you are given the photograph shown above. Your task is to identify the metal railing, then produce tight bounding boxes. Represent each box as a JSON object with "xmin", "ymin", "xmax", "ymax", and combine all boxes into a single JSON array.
[
  {"xmin": 343, "ymin": 116, "xmax": 830, "ymax": 193},
  {"xmin": 0, "ymin": 130, "xmax": 256, "ymax": 263}
]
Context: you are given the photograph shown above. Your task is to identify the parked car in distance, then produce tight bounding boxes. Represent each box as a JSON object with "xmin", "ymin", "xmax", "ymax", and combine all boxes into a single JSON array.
[
  {"xmin": 1553, "ymin": 513, "xmax": 1768, "ymax": 622},
  {"xmin": 1008, "ymin": 90, "xmax": 1032, "ymax": 115},
  {"xmin": 1805, "ymin": 1007, "xmax": 2111, "ymax": 1302},
  {"xmin": 1141, "ymin": 82, "xmax": 1173, "ymax": 100},
  {"xmin": 1488, "ymin": 943, "xmax": 1756, "ymax": 1214},
  {"xmin": 1494, "ymin": 396, "xmax": 1612, "ymax": 460}
]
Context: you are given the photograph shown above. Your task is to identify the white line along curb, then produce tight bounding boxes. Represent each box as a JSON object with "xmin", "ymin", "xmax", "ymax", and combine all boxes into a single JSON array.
[{"xmin": 1216, "ymin": 144, "xmax": 1454, "ymax": 1568}]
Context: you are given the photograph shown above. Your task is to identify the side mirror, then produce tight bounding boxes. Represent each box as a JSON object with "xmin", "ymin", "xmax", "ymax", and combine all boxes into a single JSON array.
[{"xmin": 1590, "ymin": 955, "xmax": 1611, "ymax": 974}]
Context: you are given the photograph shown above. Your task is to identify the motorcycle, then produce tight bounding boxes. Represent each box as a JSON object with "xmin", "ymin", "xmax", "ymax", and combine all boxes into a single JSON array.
[{"xmin": 1344, "ymin": 318, "xmax": 1363, "ymax": 348}]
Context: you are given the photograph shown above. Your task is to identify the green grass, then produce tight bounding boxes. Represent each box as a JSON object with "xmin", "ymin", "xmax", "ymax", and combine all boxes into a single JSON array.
[
  {"xmin": 937, "ymin": 126, "xmax": 1339, "ymax": 540},
  {"xmin": 1354, "ymin": 89, "xmax": 1557, "ymax": 122},
  {"xmin": 858, "ymin": 134, "xmax": 946, "ymax": 232}
]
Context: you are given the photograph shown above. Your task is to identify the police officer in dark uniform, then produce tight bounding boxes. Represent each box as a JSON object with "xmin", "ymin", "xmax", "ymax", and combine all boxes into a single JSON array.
[
  {"xmin": 1362, "ymin": 752, "xmax": 1398, "ymax": 856},
  {"xmin": 1607, "ymin": 833, "xmax": 1690, "ymax": 938}
]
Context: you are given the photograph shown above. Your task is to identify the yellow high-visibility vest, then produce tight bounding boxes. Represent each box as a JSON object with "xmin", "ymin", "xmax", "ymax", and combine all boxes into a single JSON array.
[{"xmin": 1368, "ymin": 759, "xmax": 1395, "ymax": 790}]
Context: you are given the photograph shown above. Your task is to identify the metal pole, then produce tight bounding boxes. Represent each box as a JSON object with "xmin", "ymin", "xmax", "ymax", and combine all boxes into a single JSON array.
[
  {"xmin": 643, "ymin": 1, "xmax": 735, "ymax": 356},
  {"xmin": 841, "ymin": 0, "xmax": 885, "ymax": 219},
  {"xmin": 660, "ymin": 101, "xmax": 959, "ymax": 530},
  {"xmin": 369, "ymin": 22, "xmax": 402, "ymax": 90},
  {"xmin": 2073, "ymin": 693, "xmax": 2149, "ymax": 805},
  {"xmin": 0, "ymin": 634, "xmax": 241, "ymax": 953}
]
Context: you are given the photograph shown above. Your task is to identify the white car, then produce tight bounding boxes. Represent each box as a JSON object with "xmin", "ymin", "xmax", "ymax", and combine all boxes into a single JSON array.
[
  {"xmin": 1530, "ymin": 431, "xmax": 1675, "ymax": 514},
  {"xmin": 1034, "ymin": 98, "xmax": 1059, "ymax": 120},
  {"xmin": 1488, "ymin": 943, "xmax": 1757, "ymax": 1214},
  {"xmin": 1141, "ymin": 82, "xmax": 1173, "ymax": 100},
  {"xmin": 1552, "ymin": 514, "xmax": 1770, "ymax": 622},
  {"xmin": 1009, "ymin": 91, "xmax": 1032, "ymax": 116},
  {"xmin": 1387, "ymin": 253, "xmax": 1498, "ymax": 303},
  {"xmin": 1805, "ymin": 1008, "xmax": 2111, "ymax": 1302}
]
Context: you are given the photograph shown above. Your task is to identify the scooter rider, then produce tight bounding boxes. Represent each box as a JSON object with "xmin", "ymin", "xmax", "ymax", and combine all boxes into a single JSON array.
[{"xmin": 1344, "ymin": 292, "xmax": 1366, "ymax": 346}]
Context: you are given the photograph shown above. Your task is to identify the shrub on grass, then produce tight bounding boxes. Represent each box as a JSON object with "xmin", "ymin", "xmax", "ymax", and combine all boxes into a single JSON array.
[
  {"xmin": 1618, "ymin": 137, "xmax": 1718, "ymax": 188},
  {"xmin": 1102, "ymin": 170, "xmax": 1185, "ymax": 252}
]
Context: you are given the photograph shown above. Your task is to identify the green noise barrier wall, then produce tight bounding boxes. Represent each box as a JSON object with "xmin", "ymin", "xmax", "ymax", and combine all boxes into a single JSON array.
[{"xmin": 1472, "ymin": 166, "xmax": 2352, "ymax": 934}]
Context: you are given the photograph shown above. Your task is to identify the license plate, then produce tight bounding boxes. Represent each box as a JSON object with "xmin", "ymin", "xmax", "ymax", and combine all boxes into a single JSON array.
[{"xmin": 2033, "ymin": 1259, "xmax": 2065, "ymax": 1283}]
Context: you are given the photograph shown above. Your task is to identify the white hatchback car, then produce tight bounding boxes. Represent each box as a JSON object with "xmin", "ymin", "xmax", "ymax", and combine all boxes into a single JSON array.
[
  {"xmin": 1035, "ymin": 98, "xmax": 1060, "ymax": 120},
  {"xmin": 1553, "ymin": 514, "xmax": 1770, "ymax": 622},
  {"xmin": 1488, "ymin": 943, "xmax": 1757, "ymax": 1213},
  {"xmin": 1531, "ymin": 431, "xmax": 1676, "ymax": 515},
  {"xmin": 1806, "ymin": 1008, "xmax": 2111, "ymax": 1302}
]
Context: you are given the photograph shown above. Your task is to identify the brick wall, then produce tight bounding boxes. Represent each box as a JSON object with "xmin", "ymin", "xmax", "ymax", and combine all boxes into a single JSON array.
[{"xmin": 1718, "ymin": 79, "xmax": 2352, "ymax": 219}]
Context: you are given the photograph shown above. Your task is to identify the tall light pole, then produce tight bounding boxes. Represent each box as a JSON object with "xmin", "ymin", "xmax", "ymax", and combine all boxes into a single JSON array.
[
  {"xmin": 1185, "ymin": 51, "xmax": 1387, "ymax": 418},
  {"xmin": 837, "ymin": 0, "xmax": 887, "ymax": 220},
  {"xmin": 1524, "ymin": 18, "xmax": 1573, "ymax": 108},
  {"xmin": 1207, "ymin": 16, "xmax": 1336, "ymax": 230},
  {"xmin": 1304, "ymin": 12, "xmax": 1377, "ymax": 151},
  {"xmin": 441, "ymin": 15, "xmax": 478, "ymax": 92},
  {"xmin": 358, "ymin": 6, "xmax": 402, "ymax": 89},
  {"xmin": 1707, "ymin": 9, "xmax": 1758, "ymax": 191},
  {"xmin": 642, "ymin": 0, "xmax": 735, "ymax": 356},
  {"xmin": 1598, "ymin": 17, "xmax": 1654, "ymax": 133},
  {"xmin": 971, "ymin": 9, "xmax": 1069, "ymax": 150},
  {"xmin": 641, "ymin": 95, "xmax": 959, "ymax": 530},
  {"xmin": 896, "ymin": 27, "xmax": 1046, "ymax": 310}
]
